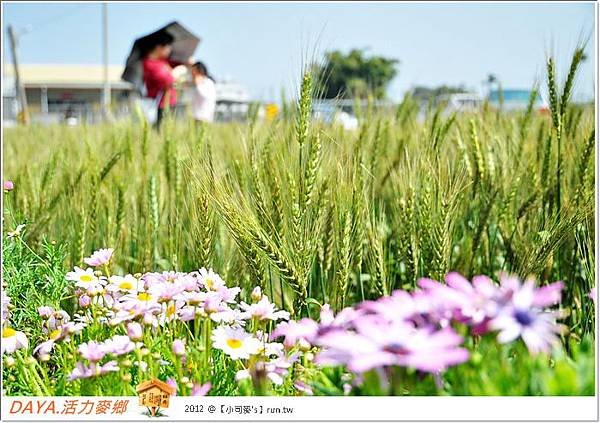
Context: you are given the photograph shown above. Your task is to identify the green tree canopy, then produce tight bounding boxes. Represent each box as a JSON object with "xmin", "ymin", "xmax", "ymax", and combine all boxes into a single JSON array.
[
  {"xmin": 410, "ymin": 85, "xmax": 468, "ymax": 103},
  {"xmin": 315, "ymin": 49, "xmax": 399, "ymax": 99}
]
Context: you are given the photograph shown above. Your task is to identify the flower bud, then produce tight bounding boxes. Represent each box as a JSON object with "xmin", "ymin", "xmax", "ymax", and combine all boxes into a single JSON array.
[
  {"xmin": 251, "ymin": 286, "xmax": 262, "ymax": 302},
  {"xmin": 37, "ymin": 306, "xmax": 54, "ymax": 319},
  {"xmin": 4, "ymin": 356, "xmax": 15, "ymax": 367},
  {"xmin": 121, "ymin": 359, "xmax": 132, "ymax": 368},
  {"xmin": 151, "ymin": 352, "xmax": 161, "ymax": 360},
  {"xmin": 127, "ymin": 322, "xmax": 143, "ymax": 341},
  {"xmin": 122, "ymin": 373, "xmax": 132, "ymax": 382},
  {"xmin": 140, "ymin": 348, "xmax": 150, "ymax": 356},
  {"xmin": 186, "ymin": 382, "xmax": 194, "ymax": 389},
  {"xmin": 180, "ymin": 376, "xmax": 190, "ymax": 384},
  {"xmin": 298, "ymin": 339, "xmax": 311, "ymax": 352},
  {"xmin": 78, "ymin": 295, "xmax": 91, "ymax": 308},
  {"xmin": 40, "ymin": 354, "xmax": 51, "ymax": 362},
  {"xmin": 172, "ymin": 339, "xmax": 186, "ymax": 356}
]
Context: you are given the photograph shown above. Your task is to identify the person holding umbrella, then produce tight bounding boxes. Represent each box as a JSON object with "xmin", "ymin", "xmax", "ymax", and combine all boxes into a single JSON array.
[
  {"xmin": 141, "ymin": 32, "xmax": 187, "ymax": 128},
  {"xmin": 122, "ymin": 22, "xmax": 201, "ymax": 129}
]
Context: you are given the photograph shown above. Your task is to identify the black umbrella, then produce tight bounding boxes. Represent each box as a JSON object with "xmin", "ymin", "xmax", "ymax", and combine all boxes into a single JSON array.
[{"xmin": 121, "ymin": 21, "xmax": 200, "ymax": 93}]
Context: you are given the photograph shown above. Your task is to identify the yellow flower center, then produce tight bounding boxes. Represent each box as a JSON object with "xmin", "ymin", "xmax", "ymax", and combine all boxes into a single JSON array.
[
  {"xmin": 119, "ymin": 281, "xmax": 134, "ymax": 290},
  {"xmin": 137, "ymin": 293, "xmax": 152, "ymax": 301},
  {"xmin": 226, "ymin": 338, "xmax": 242, "ymax": 349},
  {"xmin": 166, "ymin": 304, "xmax": 176, "ymax": 317},
  {"xmin": 80, "ymin": 274, "xmax": 94, "ymax": 282},
  {"xmin": 2, "ymin": 328, "xmax": 16, "ymax": 338},
  {"xmin": 49, "ymin": 329, "xmax": 61, "ymax": 340}
]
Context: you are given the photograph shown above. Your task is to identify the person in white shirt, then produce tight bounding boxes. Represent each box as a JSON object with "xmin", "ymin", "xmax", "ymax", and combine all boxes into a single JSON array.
[{"xmin": 191, "ymin": 62, "xmax": 216, "ymax": 123}]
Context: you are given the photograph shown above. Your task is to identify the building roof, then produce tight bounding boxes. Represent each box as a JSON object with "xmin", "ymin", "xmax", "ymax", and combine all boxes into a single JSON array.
[
  {"xmin": 3, "ymin": 64, "xmax": 133, "ymax": 89},
  {"xmin": 136, "ymin": 378, "xmax": 176, "ymax": 395},
  {"xmin": 3, "ymin": 64, "xmax": 252, "ymax": 103}
]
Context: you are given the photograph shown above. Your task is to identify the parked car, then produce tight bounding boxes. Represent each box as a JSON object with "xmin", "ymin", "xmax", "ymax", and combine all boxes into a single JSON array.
[
  {"xmin": 312, "ymin": 103, "xmax": 359, "ymax": 130},
  {"xmin": 436, "ymin": 93, "xmax": 483, "ymax": 113}
]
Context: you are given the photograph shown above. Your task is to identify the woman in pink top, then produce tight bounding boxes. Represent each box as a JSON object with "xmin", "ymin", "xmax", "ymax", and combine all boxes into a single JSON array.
[{"xmin": 141, "ymin": 32, "xmax": 183, "ymax": 128}]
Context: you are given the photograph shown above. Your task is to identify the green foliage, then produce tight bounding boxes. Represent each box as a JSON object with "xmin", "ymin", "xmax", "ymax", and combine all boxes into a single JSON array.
[
  {"xmin": 444, "ymin": 335, "xmax": 595, "ymax": 395},
  {"xmin": 314, "ymin": 48, "xmax": 398, "ymax": 99},
  {"xmin": 2, "ymin": 235, "xmax": 69, "ymax": 345}
]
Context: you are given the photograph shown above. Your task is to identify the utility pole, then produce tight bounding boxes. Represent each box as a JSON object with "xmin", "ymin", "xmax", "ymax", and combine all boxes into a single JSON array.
[
  {"xmin": 102, "ymin": 3, "xmax": 111, "ymax": 121},
  {"xmin": 7, "ymin": 25, "xmax": 29, "ymax": 125}
]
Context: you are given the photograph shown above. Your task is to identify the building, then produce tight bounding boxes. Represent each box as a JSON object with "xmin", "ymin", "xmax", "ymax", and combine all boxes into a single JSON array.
[
  {"xmin": 3, "ymin": 64, "xmax": 132, "ymax": 124},
  {"xmin": 3, "ymin": 64, "xmax": 251, "ymax": 124},
  {"xmin": 488, "ymin": 89, "xmax": 548, "ymax": 111}
]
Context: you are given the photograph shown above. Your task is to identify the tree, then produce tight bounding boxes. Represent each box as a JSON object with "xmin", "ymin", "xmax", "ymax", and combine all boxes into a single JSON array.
[{"xmin": 315, "ymin": 49, "xmax": 399, "ymax": 99}]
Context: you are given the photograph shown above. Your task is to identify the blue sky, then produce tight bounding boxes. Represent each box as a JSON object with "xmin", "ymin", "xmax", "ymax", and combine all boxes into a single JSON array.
[{"xmin": 2, "ymin": 2, "xmax": 596, "ymax": 102}]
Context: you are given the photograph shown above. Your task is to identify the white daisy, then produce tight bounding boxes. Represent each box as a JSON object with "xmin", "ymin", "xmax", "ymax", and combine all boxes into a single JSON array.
[
  {"xmin": 66, "ymin": 267, "xmax": 103, "ymax": 290},
  {"xmin": 198, "ymin": 268, "xmax": 226, "ymax": 292},
  {"xmin": 211, "ymin": 326, "xmax": 261, "ymax": 360},
  {"xmin": 106, "ymin": 275, "xmax": 140, "ymax": 294},
  {"xmin": 2, "ymin": 327, "xmax": 28, "ymax": 354},
  {"xmin": 240, "ymin": 296, "xmax": 290, "ymax": 321}
]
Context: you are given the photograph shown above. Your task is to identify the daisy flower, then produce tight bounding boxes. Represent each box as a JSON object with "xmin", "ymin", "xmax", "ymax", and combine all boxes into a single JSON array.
[
  {"xmin": 2, "ymin": 327, "xmax": 28, "ymax": 354},
  {"xmin": 198, "ymin": 268, "xmax": 226, "ymax": 292},
  {"xmin": 83, "ymin": 248, "xmax": 114, "ymax": 267},
  {"xmin": 212, "ymin": 326, "xmax": 261, "ymax": 360},
  {"xmin": 127, "ymin": 322, "xmax": 143, "ymax": 341},
  {"xmin": 271, "ymin": 318, "xmax": 319, "ymax": 348},
  {"xmin": 149, "ymin": 281, "xmax": 185, "ymax": 303},
  {"xmin": 240, "ymin": 296, "xmax": 290, "ymax": 321},
  {"xmin": 2, "ymin": 291, "xmax": 11, "ymax": 324},
  {"xmin": 103, "ymin": 335, "xmax": 135, "ymax": 356},
  {"xmin": 34, "ymin": 339, "xmax": 56, "ymax": 357},
  {"xmin": 119, "ymin": 290, "xmax": 160, "ymax": 312},
  {"xmin": 44, "ymin": 310, "xmax": 71, "ymax": 333},
  {"xmin": 78, "ymin": 341, "xmax": 106, "ymax": 362},
  {"xmin": 490, "ymin": 281, "xmax": 563, "ymax": 354},
  {"xmin": 106, "ymin": 275, "xmax": 140, "ymax": 294},
  {"xmin": 158, "ymin": 300, "xmax": 185, "ymax": 325},
  {"xmin": 219, "ymin": 286, "xmax": 242, "ymax": 304},
  {"xmin": 7, "ymin": 224, "xmax": 26, "ymax": 238},
  {"xmin": 490, "ymin": 276, "xmax": 565, "ymax": 354},
  {"xmin": 66, "ymin": 267, "xmax": 103, "ymax": 290},
  {"xmin": 68, "ymin": 360, "xmax": 119, "ymax": 381},
  {"xmin": 180, "ymin": 291, "xmax": 204, "ymax": 306},
  {"xmin": 166, "ymin": 378, "xmax": 178, "ymax": 395},
  {"xmin": 191, "ymin": 382, "xmax": 211, "ymax": 396},
  {"xmin": 210, "ymin": 307, "xmax": 246, "ymax": 325}
]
